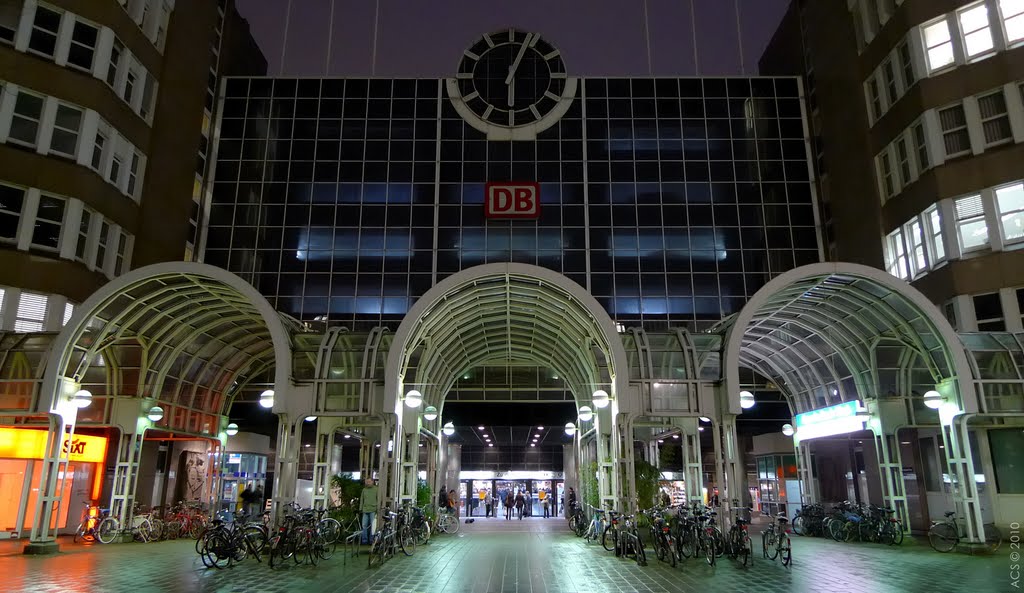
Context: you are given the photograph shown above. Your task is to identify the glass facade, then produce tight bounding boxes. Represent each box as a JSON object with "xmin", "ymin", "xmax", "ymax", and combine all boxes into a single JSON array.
[{"xmin": 205, "ymin": 76, "xmax": 819, "ymax": 332}]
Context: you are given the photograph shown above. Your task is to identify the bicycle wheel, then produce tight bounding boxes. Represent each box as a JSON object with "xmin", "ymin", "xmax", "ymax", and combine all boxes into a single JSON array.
[
  {"xmin": 654, "ymin": 534, "xmax": 667, "ymax": 562},
  {"xmin": 244, "ymin": 525, "xmax": 268, "ymax": 556},
  {"xmin": 307, "ymin": 533, "xmax": 321, "ymax": 566},
  {"xmin": 792, "ymin": 515, "xmax": 805, "ymax": 536},
  {"xmin": 368, "ymin": 536, "xmax": 384, "ymax": 568},
  {"xmin": 601, "ymin": 525, "xmax": 616, "ymax": 552},
  {"xmin": 703, "ymin": 534, "xmax": 715, "ymax": 566},
  {"xmin": 843, "ymin": 522, "xmax": 857, "ymax": 543},
  {"xmin": 400, "ymin": 526, "xmax": 416, "ymax": 556},
  {"xmin": 827, "ymin": 519, "xmax": 845, "ymax": 541},
  {"xmin": 635, "ymin": 537, "xmax": 647, "ymax": 567},
  {"xmin": 317, "ymin": 533, "xmax": 337, "ymax": 560},
  {"xmin": 762, "ymin": 530, "xmax": 778, "ymax": 560},
  {"xmin": 779, "ymin": 532, "xmax": 791, "ymax": 567},
  {"xmin": 136, "ymin": 520, "xmax": 153, "ymax": 543},
  {"xmin": 415, "ymin": 522, "xmax": 431, "ymax": 545},
  {"xmin": 858, "ymin": 519, "xmax": 876, "ymax": 543},
  {"xmin": 741, "ymin": 534, "xmax": 752, "ymax": 567},
  {"xmin": 890, "ymin": 521, "xmax": 904, "ymax": 545},
  {"xmin": 678, "ymin": 531, "xmax": 694, "ymax": 559},
  {"xmin": 207, "ymin": 533, "xmax": 233, "ymax": 569},
  {"xmin": 165, "ymin": 520, "xmax": 182, "ymax": 540},
  {"xmin": 984, "ymin": 524, "xmax": 1003, "ymax": 553},
  {"xmin": 97, "ymin": 517, "xmax": 119, "ymax": 544},
  {"xmin": 666, "ymin": 537, "xmax": 677, "ymax": 568},
  {"xmin": 928, "ymin": 522, "xmax": 958, "ymax": 553},
  {"xmin": 73, "ymin": 522, "xmax": 88, "ymax": 544},
  {"xmin": 709, "ymin": 527, "xmax": 725, "ymax": 557},
  {"xmin": 268, "ymin": 535, "xmax": 283, "ymax": 568},
  {"xmin": 319, "ymin": 517, "xmax": 342, "ymax": 544}
]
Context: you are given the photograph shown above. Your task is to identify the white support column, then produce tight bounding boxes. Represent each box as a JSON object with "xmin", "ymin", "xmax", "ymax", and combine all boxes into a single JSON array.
[
  {"xmin": 109, "ymin": 429, "xmax": 146, "ymax": 530},
  {"xmin": 271, "ymin": 414, "xmax": 300, "ymax": 519},
  {"xmin": 941, "ymin": 414, "xmax": 985, "ymax": 544},
  {"xmin": 679, "ymin": 419, "xmax": 703, "ymax": 505},
  {"xmin": 26, "ymin": 411, "xmax": 76, "ymax": 551},
  {"xmin": 868, "ymin": 403, "xmax": 910, "ymax": 532},
  {"xmin": 794, "ymin": 441, "xmax": 818, "ymax": 504},
  {"xmin": 311, "ymin": 418, "xmax": 343, "ymax": 510}
]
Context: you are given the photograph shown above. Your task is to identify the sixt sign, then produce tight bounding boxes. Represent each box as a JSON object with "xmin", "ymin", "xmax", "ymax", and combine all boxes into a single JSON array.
[{"xmin": 484, "ymin": 182, "xmax": 540, "ymax": 219}]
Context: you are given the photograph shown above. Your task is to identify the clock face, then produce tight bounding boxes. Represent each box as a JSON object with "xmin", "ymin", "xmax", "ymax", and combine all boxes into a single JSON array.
[{"xmin": 454, "ymin": 30, "xmax": 568, "ymax": 128}]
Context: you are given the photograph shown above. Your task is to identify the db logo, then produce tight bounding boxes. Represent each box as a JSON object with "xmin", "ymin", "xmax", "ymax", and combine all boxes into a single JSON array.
[{"xmin": 484, "ymin": 182, "xmax": 541, "ymax": 219}]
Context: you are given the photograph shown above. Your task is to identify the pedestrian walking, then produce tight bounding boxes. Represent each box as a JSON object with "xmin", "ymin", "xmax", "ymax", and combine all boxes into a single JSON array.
[
  {"xmin": 485, "ymin": 490, "xmax": 493, "ymax": 518},
  {"xmin": 542, "ymin": 494, "xmax": 550, "ymax": 518},
  {"xmin": 515, "ymin": 491, "xmax": 525, "ymax": 520},
  {"xmin": 524, "ymin": 491, "xmax": 532, "ymax": 517},
  {"xmin": 449, "ymin": 489, "xmax": 459, "ymax": 518},
  {"xmin": 505, "ymin": 491, "xmax": 514, "ymax": 520}
]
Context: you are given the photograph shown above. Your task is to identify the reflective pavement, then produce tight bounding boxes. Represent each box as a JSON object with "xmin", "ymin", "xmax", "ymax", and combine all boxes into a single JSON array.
[{"xmin": 0, "ymin": 517, "xmax": 1012, "ymax": 593}]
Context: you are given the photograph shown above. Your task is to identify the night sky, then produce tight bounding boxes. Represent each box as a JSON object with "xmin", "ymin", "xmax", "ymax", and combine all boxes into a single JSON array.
[{"xmin": 235, "ymin": 0, "xmax": 791, "ymax": 78}]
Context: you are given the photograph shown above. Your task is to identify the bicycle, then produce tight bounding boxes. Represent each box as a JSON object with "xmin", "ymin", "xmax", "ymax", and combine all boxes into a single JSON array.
[
  {"xmin": 368, "ymin": 511, "xmax": 399, "ymax": 568},
  {"xmin": 200, "ymin": 514, "xmax": 268, "ymax": 569},
  {"xmin": 74, "ymin": 501, "xmax": 119, "ymax": 544},
  {"xmin": 436, "ymin": 507, "xmax": 461, "ymax": 534},
  {"xmin": 928, "ymin": 510, "xmax": 1003, "ymax": 553},
  {"xmin": 583, "ymin": 508, "xmax": 608, "ymax": 545},
  {"xmin": 723, "ymin": 506, "xmax": 753, "ymax": 567},
  {"xmin": 614, "ymin": 513, "xmax": 646, "ymax": 566},
  {"xmin": 761, "ymin": 512, "xmax": 792, "ymax": 567},
  {"xmin": 647, "ymin": 507, "xmax": 677, "ymax": 567}
]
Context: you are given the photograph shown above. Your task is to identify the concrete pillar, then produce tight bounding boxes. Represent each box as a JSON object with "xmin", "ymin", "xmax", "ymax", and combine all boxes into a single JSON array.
[
  {"xmin": 941, "ymin": 414, "xmax": 985, "ymax": 544},
  {"xmin": 25, "ymin": 411, "xmax": 76, "ymax": 553},
  {"xmin": 445, "ymin": 443, "xmax": 462, "ymax": 516},
  {"xmin": 678, "ymin": 419, "xmax": 703, "ymax": 505},
  {"xmin": 272, "ymin": 415, "xmax": 301, "ymax": 518},
  {"xmin": 562, "ymin": 443, "xmax": 577, "ymax": 498}
]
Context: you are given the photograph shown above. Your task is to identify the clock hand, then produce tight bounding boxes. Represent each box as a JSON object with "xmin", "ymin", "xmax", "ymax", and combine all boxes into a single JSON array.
[{"xmin": 505, "ymin": 33, "xmax": 534, "ymax": 86}]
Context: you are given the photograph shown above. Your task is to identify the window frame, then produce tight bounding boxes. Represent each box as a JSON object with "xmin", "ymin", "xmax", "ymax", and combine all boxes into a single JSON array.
[
  {"xmin": 976, "ymin": 89, "xmax": 1013, "ymax": 147},
  {"xmin": 885, "ymin": 228, "xmax": 910, "ymax": 279},
  {"xmin": 30, "ymin": 193, "xmax": 67, "ymax": 253},
  {"xmin": 14, "ymin": 291, "xmax": 48, "ymax": 333},
  {"xmin": 48, "ymin": 102, "xmax": 84, "ymax": 159},
  {"xmin": 922, "ymin": 17, "xmax": 955, "ymax": 73},
  {"xmin": 67, "ymin": 17, "xmax": 100, "ymax": 72},
  {"xmin": 994, "ymin": 181, "xmax": 1024, "ymax": 245},
  {"xmin": 27, "ymin": 3, "xmax": 61, "ymax": 59},
  {"xmin": 0, "ymin": 0, "xmax": 21, "ymax": 44},
  {"xmin": 924, "ymin": 204, "xmax": 946, "ymax": 264},
  {"xmin": 958, "ymin": 1, "xmax": 996, "ymax": 59},
  {"xmin": 8, "ymin": 90, "xmax": 46, "ymax": 149},
  {"xmin": 954, "ymin": 194, "xmax": 990, "ymax": 253},
  {"xmin": 1001, "ymin": 0, "xmax": 1024, "ymax": 46},
  {"xmin": 938, "ymin": 103, "xmax": 972, "ymax": 159},
  {"xmin": 0, "ymin": 182, "xmax": 26, "ymax": 244}
]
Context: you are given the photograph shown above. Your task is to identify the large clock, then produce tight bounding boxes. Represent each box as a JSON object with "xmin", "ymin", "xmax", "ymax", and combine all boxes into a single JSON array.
[{"xmin": 447, "ymin": 30, "xmax": 578, "ymax": 140}]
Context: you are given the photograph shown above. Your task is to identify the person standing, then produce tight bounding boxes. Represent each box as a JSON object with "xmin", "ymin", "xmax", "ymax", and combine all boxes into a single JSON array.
[
  {"xmin": 524, "ymin": 491, "xmax": 532, "ymax": 518},
  {"xmin": 567, "ymin": 487, "xmax": 577, "ymax": 511},
  {"xmin": 359, "ymin": 478, "xmax": 378, "ymax": 545},
  {"xmin": 505, "ymin": 491, "xmax": 514, "ymax": 520},
  {"xmin": 478, "ymin": 488, "xmax": 486, "ymax": 517},
  {"xmin": 542, "ymin": 492, "xmax": 550, "ymax": 518},
  {"xmin": 515, "ymin": 490, "xmax": 525, "ymax": 520},
  {"xmin": 239, "ymin": 484, "xmax": 254, "ymax": 515},
  {"xmin": 252, "ymin": 485, "xmax": 264, "ymax": 518},
  {"xmin": 485, "ymin": 490, "xmax": 493, "ymax": 518},
  {"xmin": 448, "ymin": 489, "xmax": 459, "ymax": 519}
]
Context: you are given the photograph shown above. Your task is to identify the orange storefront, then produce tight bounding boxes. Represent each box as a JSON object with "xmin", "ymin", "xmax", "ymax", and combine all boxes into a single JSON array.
[{"xmin": 0, "ymin": 428, "xmax": 108, "ymax": 537}]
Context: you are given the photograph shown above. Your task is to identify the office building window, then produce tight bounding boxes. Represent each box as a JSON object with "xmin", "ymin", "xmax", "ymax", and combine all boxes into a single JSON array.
[
  {"xmin": 1018, "ymin": 288, "xmax": 1024, "ymax": 327},
  {"xmin": 0, "ymin": 0, "xmax": 20, "ymax": 43},
  {"xmin": 912, "ymin": 121, "xmax": 929, "ymax": 171},
  {"xmin": 9, "ymin": 91, "xmax": 45, "ymax": 148},
  {"xmin": 91, "ymin": 131, "xmax": 106, "ymax": 171},
  {"xmin": 977, "ymin": 91, "xmax": 1012, "ymax": 146},
  {"xmin": 885, "ymin": 229, "xmax": 909, "ymax": 279},
  {"xmin": 28, "ymin": 5, "xmax": 60, "ymax": 57},
  {"xmin": 124, "ymin": 69, "xmax": 137, "ymax": 104},
  {"xmin": 76, "ymin": 207, "xmax": 92, "ymax": 261},
  {"xmin": 896, "ymin": 137, "xmax": 911, "ymax": 183},
  {"xmin": 63, "ymin": 302, "xmax": 74, "ymax": 326},
  {"xmin": 115, "ymin": 232, "xmax": 129, "ymax": 275},
  {"xmin": 31, "ymin": 194, "xmax": 65, "ymax": 251},
  {"xmin": 939, "ymin": 104, "xmax": 971, "ymax": 158},
  {"xmin": 973, "ymin": 292, "xmax": 1005, "ymax": 330},
  {"xmin": 67, "ymin": 19, "xmax": 99, "ymax": 71},
  {"xmin": 127, "ymin": 152, "xmax": 140, "ymax": 197},
  {"xmin": 925, "ymin": 205, "xmax": 945, "ymax": 262},
  {"xmin": 109, "ymin": 152, "xmax": 122, "ymax": 185},
  {"xmin": 996, "ymin": 182, "xmax": 1024, "ymax": 243},
  {"xmin": 49, "ymin": 104, "xmax": 83, "ymax": 158},
  {"xmin": 907, "ymin": 219, "xmax": 927, "ymax": 274},
  {"xmin": 95, "ymin": 220, "xmax": 109, "ymax": 269},
  {"xmin": 923, "ymin": 19, "xmax": 955, "ymax": 71},
  {"xmin": 955, "ymin": 194, "xmax": 989, "ymax": 251},
  {"xmin": 897, "ymin": 41, "xmax": 915, "ymax": 88},
  {"xmin": 107, "ymin": 39, "xmax": 123, "ymax": 87},
  {"xmin": 0, "ymin": 183, "xmax": 24, "ymax": 242},
  {"xmin": 882, "ymin": 60, "xmax": 898, "ymax": 105},
  {"xmin": 15, "ymin": 292, "xmax": 47, "ymax": 332},
  {"xmin": 1003, "ymin": 0, "xmax": 1024, "ymax": 44},
  {"xmin": 959, "ymin": 3, "xmax": 994, "ymax": 58},
  {"xmin": 867, "ymin": 78, "xmax": 882, "ymax": 120},
  {"xmin": 140, "ymin": 77, "xmax": 156, "ymax": 120},
  {"xmin": 879, "ymin": 150, "xmax": 896, "ymax": 198}
]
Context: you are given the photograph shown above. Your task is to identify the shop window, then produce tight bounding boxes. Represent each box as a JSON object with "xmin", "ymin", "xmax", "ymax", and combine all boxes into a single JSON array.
[
  {"xmin": 28, "ymin": 5, "xmax": 60, "ymax": 58},
  {"xmin": 996, "ymin": 182, "xmax": 1024, "ymax": 243},
  {"xmin": 973, "ymin": 292, "xmax": 1005, "ymax": 330},
  {"xmin": 0, "ymin": 183, "xmax": 24, "ymax": 242},
  {"xmin": 1002, "ymin": 0, "xmax": 1024, "ymax": 44},
  {"xmin": 49, "ymin": 104, "xmax": 83, "ymax": 158},
  {"xmin": 938, "ymin": 104, "xmax": 971, "ymax": 158},
  {"xmin": 15, "ymin": 292, "xmax": 47, "ymax": 332},
  {"xmin": 955, "ymin": 194, "xmax": 989, "ymax": 251},
  {"xmin": 0, "ymin": 0, "xmax": 20, "ymax": 44},
  {"xmin": 923, "ymin": 19, "xmax": 955, "ymax": 72},
  {"xmin": 959, "ymin": 3, "xmax": 994, "ymax": 58},
  {"xmin": 977, "ymin": 91, "xmax": 1012, "ymax": 146},
  {"xmin": 67, "ymin": 20, "xmax": 98, "ymax": 71},
  {"xmin": 9, "ymin": 91, "xmax": 45, "ymax": 148},
  {"xmin": 989, "ymin": 429, "xmax": 1024, "ymax": 493},
  {"xmin": 925, "ymin": 205, "xmax": 945, "ymax": 262}
]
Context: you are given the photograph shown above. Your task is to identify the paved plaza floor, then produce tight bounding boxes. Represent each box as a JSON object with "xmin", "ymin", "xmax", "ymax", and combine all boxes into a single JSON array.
[{"xmin": 0, "ymin": 516, "xmax": 1014, "ymax": 593}]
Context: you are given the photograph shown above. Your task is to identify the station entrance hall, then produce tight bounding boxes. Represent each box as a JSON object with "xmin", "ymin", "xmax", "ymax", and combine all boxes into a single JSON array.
[{"xmin": 0, "ymin": 24, "xmax": 1019, "ymax": 593}]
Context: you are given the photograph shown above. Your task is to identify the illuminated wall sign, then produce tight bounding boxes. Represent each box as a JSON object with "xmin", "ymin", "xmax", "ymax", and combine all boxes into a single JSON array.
[
  {"xmin": 484, "ymin": 182, "xmax": 540, "ymax": 219},
  {"xmin": 0, "ymin": 428, "xmax": 109, "ymax": 463},
  {"xmin": 793, "ymin": 400, "xmax": 868, "ymax": 442}
]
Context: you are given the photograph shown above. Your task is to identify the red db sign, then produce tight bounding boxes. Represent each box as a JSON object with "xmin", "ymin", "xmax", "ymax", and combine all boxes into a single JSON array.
[{"xmin": 484, "ymin": 182, "xmax": 541, "ymax": 219}]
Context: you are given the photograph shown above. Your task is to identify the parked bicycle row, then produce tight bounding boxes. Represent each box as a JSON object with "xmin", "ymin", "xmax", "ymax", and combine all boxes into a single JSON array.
[
  {"xmin": 567, "ymin": 500, "xmax": 792, "ymax": 570},
  {"xmin": 792, "ymin": 501, "xmax": 1004, "ymax": 553},
  {"xmin": 75, "ymin": 500, "xmax": 212, "ymax": 544}
]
